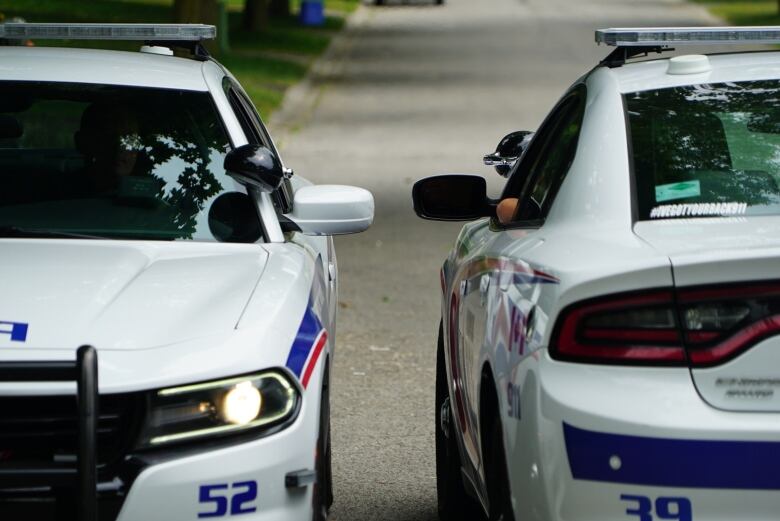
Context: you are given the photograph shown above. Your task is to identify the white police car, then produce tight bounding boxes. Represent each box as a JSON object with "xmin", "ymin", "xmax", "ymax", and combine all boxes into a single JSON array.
[
  {"xmin": 414, "ymin": 27, "xmax": 780, "ymax": 521},
  {"xmin": 0, "ymin": 23, "xmax": 373, "ymax": 521}
]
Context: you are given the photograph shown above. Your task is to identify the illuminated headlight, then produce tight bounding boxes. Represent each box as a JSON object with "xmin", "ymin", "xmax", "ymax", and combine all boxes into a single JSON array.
[{"xmin": 138, "ymin": 371, "xmax": 299, "ymax": 447}]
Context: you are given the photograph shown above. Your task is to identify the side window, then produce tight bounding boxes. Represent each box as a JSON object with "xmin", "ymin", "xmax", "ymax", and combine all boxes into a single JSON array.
[{"xmin": 504, "ymin": 87, "xmax": 586, "ymax": 223}]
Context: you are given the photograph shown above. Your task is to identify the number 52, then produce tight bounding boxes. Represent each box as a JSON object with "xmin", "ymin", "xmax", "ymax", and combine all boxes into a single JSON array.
[
  {"xmin": 620, "ymin": 494, "xmax": 692, "ymax": 521},
  {"xmin": 199, "ymin": 481, "xmax": 258, "ymax": 518}
]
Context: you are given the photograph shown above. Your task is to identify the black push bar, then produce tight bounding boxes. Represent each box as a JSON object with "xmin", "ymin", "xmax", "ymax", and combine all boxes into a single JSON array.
[{"xmin": 0, "ymin": 345, "xmax": 99, "ymax": 521}]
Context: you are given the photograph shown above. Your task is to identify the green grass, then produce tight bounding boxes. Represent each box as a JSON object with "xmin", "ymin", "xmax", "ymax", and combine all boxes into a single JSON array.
[
  {"xmin": 692, "ymin": 0, "xmax": 780, "ymax": 25},
  {"xmin": 0, "ymin": 0, "xmax": 360, "ymax": 116}
]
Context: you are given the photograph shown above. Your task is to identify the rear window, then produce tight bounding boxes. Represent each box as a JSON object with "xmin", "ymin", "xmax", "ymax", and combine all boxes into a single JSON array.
[{"xmin": 626, "ymin": 80, "xmax": 780, "ymax": 220}]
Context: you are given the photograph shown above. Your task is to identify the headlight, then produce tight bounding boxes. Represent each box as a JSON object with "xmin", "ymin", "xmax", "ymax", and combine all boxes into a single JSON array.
[{"xmin": 138, "ymin": 371, "xmax": 299, "ymax": 448}]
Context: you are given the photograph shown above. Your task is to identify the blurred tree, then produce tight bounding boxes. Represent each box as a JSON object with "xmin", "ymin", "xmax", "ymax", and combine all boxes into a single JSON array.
[
  {"xmin": 174, "ymin": 0, "xmax": 220, "ymax": 24},
  {"xmin": 243, "ymin": 0, "xmax": 270, "ymax": 31},
  {"xmin": 269, "ymin": 0, "xmax": 291, "ymax": 17}
]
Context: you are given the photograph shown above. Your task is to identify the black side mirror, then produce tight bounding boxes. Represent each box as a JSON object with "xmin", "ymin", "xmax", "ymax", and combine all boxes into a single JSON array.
[
  {"xmin": 224, "ymin": 144, "xmax": 285, "ymax": 193},
  {"xmin": 483, "ymin": 130, "xmax": 534, "ymax": 177},
  {"xmin": 412, "ymin": 175, "xmax": 492, "ymax": 221}
]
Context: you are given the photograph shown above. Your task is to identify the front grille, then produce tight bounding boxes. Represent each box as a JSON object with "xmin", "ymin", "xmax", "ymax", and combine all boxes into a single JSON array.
[{"xmin": 0, "ymin": 394, "xmax": 143, "ymax": 470}]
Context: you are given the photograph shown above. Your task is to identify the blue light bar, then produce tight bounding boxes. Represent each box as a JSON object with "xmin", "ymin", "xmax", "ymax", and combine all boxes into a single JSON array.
[
  {"xmin": 0, "ymin": 23, "xmax": 216, "ymax": 41},
  {"xmin": 596, "ymin": 27, "xmax": 780, "ymax": 47}
]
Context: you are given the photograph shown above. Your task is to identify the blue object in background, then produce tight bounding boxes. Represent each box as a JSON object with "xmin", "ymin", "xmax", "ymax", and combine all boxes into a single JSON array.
[{"xmin": 300, "ymin": 0, "xmax": 325, "ymax": 26}]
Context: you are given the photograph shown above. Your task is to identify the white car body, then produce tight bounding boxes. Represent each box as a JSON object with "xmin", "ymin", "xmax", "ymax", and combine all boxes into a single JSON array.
[
  {"xmin": 0, "ymin": 43, "xmax": 373, "ymax": 521},
  {"xmin": 425, "ymin": 47, "xmax": 780, "ymax": 521}
]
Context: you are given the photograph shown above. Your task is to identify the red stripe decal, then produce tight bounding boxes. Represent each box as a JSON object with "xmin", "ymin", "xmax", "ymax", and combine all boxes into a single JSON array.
[{"xmin": 301, "ymin": 330, "xmax": 328, "ymax": 389}]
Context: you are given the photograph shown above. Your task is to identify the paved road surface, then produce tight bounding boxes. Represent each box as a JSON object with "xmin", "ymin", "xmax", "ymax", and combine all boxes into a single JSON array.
[{"xmin": 270, "ymin": 1, "xmax": 717, "ymax": 519}]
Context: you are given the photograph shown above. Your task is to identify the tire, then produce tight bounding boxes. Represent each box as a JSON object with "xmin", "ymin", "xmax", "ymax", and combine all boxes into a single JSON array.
[
  {"xmin": 486, "ymin": 417, "xmax": 515, "ymax": 521},
  {"xmin": 312, "ymin": 365, "xmax": 333, "ymax": 521},
  {"xmin": 435, "ymin": 0, "xmax": 445, "ymax": 5},
  {"xmin": 435, "ymin": 322, "xmax": 480, "ymax": 521}
]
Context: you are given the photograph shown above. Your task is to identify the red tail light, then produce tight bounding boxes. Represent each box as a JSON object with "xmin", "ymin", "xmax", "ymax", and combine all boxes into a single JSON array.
[
  {"xmin": 551, "ymin": 283, "xmax": 780, "ymax": 367},
  {"xmin": 551, "ymin": 290, "xmax": 686, "ymax": 365},
  {"xmin": 679, "ymin": 282, "xmax": 780, "ymax": 367}
]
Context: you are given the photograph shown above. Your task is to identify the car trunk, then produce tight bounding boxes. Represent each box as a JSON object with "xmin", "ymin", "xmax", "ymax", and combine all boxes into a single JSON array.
[{"xmin": 635, "ymin": 217, "xmax": 780, "ymax": 412}]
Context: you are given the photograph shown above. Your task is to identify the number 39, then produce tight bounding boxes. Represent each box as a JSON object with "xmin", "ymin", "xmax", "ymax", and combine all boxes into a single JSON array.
[{"xmin": 620, "ymin": 495, "xmax": 692, "ymax": 521}]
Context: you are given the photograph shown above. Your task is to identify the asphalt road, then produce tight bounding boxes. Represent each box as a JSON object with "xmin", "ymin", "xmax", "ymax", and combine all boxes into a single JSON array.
[{"xmin": 270, "ymin": 1, "xmax": 718, "ymax": 519}]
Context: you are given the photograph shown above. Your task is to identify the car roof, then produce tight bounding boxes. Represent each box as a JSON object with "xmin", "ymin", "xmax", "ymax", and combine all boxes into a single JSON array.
[
  {"xmin": 608, "ymin": 50, "xmax": 780, "ymax": 94},
  {"xmin": 0, "ymin": 46, "xmax": 209, "ymax": 91}
]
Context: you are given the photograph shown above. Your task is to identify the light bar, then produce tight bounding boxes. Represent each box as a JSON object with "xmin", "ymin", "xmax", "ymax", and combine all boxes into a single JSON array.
[
  {"xmin": 597, "ymin": 26, "xmax": 780, "ymax": 47},
  {"xmin": 0, "ymin": 23, "xmax": 216, "ymax": 41}
]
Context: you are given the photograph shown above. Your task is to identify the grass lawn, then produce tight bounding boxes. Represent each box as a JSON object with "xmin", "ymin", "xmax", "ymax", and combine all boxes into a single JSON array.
[
  {"xmin": 692, "ymin": 0, "xmax": 780, "ymax": 25},
  {"xmin": 0, "ymin": 0, "xmax": 361, "ymax": 116}
]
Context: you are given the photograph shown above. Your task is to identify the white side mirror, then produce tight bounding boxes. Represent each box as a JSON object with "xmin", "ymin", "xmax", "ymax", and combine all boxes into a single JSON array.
[{"xmin": 287, "ymin": 185, "xmax": 374, "ymax": 235}]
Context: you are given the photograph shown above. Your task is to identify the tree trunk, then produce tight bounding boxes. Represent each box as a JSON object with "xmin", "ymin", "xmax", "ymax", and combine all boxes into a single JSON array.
[
  {"xmin": 174, "ymin": 0, "xmax": 219, "ymax": 23},
  {"xmin": 269, "ymin": 0, "xmax": 291, "ymax": 17},
  {"xmin": 172, "ymin": 0, "xmax": 223, "ymax": 55},
  {"xmin": 244, "ymin": 0, "xmax": 270, "ymax": 31}
]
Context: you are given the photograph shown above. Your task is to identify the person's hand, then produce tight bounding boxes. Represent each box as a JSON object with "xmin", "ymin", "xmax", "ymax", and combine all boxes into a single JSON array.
[{"xmin": 496, "ymin": 197, "xmax": 519, "ymax": 224}]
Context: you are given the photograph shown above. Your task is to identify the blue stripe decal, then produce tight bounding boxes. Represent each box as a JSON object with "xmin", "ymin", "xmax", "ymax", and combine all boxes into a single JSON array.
[
  {"xmin": 285, "ymin": 302, "xmax": 323, "ymax": 378},
  {"xmin": 564, "ymin": 422, "xmax": 780, "ymax": 490}
]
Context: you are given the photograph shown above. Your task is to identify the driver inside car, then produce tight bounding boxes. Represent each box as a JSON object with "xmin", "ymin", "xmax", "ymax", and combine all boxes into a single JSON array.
[{"xmin": 74, "ymin": 101, "xmax": 142, "ymax": 194}]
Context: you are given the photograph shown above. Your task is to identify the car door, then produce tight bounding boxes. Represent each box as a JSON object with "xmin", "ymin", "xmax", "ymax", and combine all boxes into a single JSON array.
[{"xmin": 458, "ymin": 86, "xmax": 587, "ymax": 488}]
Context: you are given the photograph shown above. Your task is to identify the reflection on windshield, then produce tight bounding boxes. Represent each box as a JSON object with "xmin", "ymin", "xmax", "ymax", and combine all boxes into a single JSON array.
[
  {"xmin": 626, "ymin": 80, "xmax": 780, "ymax": 220},
  {"xmin": 0, "ymin": 81, "xmax": 254, "ymax": 242}
]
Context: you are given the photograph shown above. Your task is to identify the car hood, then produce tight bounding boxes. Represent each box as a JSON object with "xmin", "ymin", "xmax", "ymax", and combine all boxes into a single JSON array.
[{"xmin": 0, "ymin": 240, "xmax": 268, "ymax": 351}]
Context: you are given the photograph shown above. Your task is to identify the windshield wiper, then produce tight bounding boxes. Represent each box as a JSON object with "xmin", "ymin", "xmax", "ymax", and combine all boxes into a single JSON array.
[{"xmin": 0, "ymin": 226, "xmax": 108, "ymax": 240}]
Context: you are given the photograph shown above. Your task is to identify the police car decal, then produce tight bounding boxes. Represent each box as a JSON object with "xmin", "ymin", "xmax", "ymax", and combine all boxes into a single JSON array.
[
  {"xmin": 0, "ymin": 321, "xmax": 28, "ymax": 342},
  {"xmin": 285, "ymin": 298, "xmax": 328, "ymax": 389},
  {"xmin": 564, "ymin": 423, "xmax": 780, "ymax": 489}
]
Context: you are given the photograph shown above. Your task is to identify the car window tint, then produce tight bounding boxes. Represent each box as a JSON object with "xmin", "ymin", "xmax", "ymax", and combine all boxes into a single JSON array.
[
  {"xmin": 0, "ymin": 80, "xmax": 261, "ymax": 243},
  {"xmin": 510, "ymin": 88, "xmax": 585, "ymax": 222},
  {"xmin": 627, "ymin": 80, "xmax": 780, "ymax": 220}
]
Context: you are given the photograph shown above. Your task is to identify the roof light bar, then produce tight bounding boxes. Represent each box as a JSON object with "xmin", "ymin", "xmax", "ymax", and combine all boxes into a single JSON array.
[
  {"xmin": 597, "ymin": 26, "xmax": 780, "ymax": 47},
  {"xmin": 0, "ymin": 23, "xmax": 216, "ymax": 41}
]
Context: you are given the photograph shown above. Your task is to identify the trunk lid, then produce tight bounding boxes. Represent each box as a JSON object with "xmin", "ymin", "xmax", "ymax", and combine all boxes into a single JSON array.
[{"xmin": 635, "ymin": 217, "xmax": 780, "ymax": 412}]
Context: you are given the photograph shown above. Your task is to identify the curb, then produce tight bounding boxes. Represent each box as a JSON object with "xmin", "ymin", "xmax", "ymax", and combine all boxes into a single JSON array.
[{"xmin": 269, "ymin": 4, "xmax": 373, "ymax": 148}]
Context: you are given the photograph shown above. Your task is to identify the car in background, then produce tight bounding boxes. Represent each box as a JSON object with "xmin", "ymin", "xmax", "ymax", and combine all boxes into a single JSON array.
[
  {"xmin": 414, "ymin": 27, "xmax": 780, "ymax": 521},
  {"xmin": 0, "ymin": 22, "xmax": 373, "ymax": 521}
]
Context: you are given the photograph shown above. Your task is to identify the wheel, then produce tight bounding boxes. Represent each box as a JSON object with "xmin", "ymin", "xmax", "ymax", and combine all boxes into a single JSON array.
[
  {"xmin": 435, "ymin": 322, "xmax": 480, "ymax": 521},
  {"xmin": 312, "ymin": 365, "xmax": 333, "ymax": 521},
  {"xmin": 486, "ymin": 416, "xmax": 515, "ymax": 521},
  {"xmin": 435, "ymin": 0, "xmax": 445, "ymax": 4},
  {"xmin": 375, "ymin": 0, "xmax": 385, "ymax": 5}
]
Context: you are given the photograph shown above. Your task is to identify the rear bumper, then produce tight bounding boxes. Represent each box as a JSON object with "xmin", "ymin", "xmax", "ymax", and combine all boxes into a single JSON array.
[{"xmin": 506, "ymin": 350, "xmax": 780, "ymax": 521}]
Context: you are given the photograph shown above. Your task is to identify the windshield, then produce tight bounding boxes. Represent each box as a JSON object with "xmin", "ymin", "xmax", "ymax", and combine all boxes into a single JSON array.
[
  {"xmin": 0, "ymin": 81, "xmax": 259, "ymax": 241},
  {"xmin": 626, "ymin": 79, "xmax": 780, "ymax": 220}
]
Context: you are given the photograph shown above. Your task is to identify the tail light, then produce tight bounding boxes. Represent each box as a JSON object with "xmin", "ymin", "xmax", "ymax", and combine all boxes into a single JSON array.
[
  {"xmin": 550, "ymin": 282, "xmax": 780, "ymax": 367},
  {"xmin": 550, "ymin": 290, "xmax": 686, "ymax": 365},
  {"xmin": 679, "ymin": 282, "xmax": 780, "ymax": 367}
]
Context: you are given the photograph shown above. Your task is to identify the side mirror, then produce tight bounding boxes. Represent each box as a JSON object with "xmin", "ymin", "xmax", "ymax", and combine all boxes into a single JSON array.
[
  {"xmin": 412, "ymin": 174, "xmax": 492, "ymax": 221},
  {"xmin": 224, "ymin": 144, "xmax": 286, "ymax": 192},
  {"xmin": 483, "ymin": 130, "xmax": 534, "ymax": 177},
  {"xmin": 287, "ymin": 185, "xmax": 374, "ymax": 235}
]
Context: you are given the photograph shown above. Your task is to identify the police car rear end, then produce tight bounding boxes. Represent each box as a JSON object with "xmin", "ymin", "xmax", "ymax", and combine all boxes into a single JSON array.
[
  {"xmin": 415, "ymin": 27, "xmax": 780, "ymax": 521},
  {"xmin": 0, "ymin": 23, "xmax": 373, "ymax": 521}
]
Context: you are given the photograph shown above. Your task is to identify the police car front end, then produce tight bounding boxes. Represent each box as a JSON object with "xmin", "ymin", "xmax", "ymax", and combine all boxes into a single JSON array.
[
  {"xmin": 0, "ymin": 23, "xmax": 369, "ymax": 521},
  {"xmin": 0, "ymin": 239, "xmax": 329, "ymax": 521}
]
